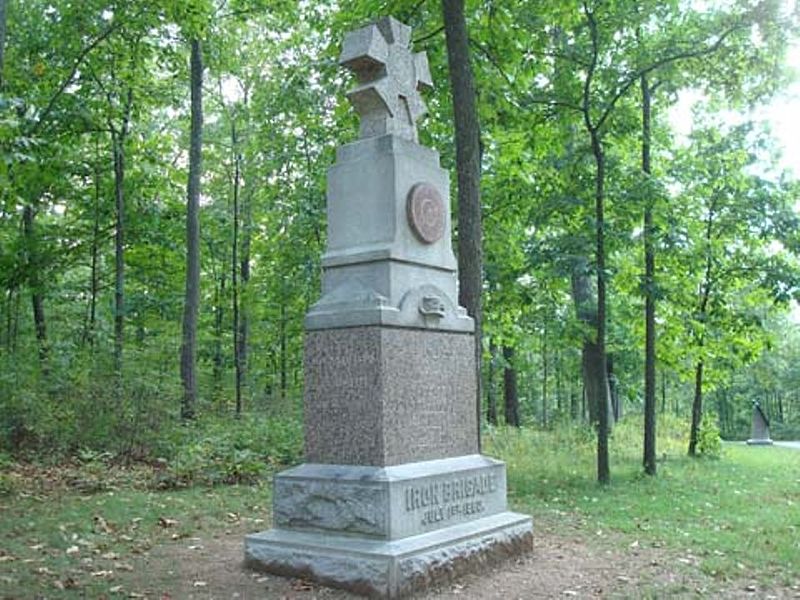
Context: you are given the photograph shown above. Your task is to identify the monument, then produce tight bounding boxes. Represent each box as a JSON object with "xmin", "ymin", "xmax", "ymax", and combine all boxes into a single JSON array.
[
  {"xmin": 746, "ymin": 401, "xmax": 773, "ymax": 445},
  {"xmin": 245, "ymin": 17, "xmax": 532, "ymax": 597}
]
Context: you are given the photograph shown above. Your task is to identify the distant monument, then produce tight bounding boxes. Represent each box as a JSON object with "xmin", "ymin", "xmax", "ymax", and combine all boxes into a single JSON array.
[
  {"xmin": 245, "ymin": 16, "xmax": 532, "ymax": 597},
  {"xmin": 746, "ymin": 401, "xmax": 773, "ymax": 445}
]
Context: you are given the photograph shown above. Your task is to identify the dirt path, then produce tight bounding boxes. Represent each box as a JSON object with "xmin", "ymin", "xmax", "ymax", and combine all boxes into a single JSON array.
[
  {"xmin": 118, "ymin": 525, "xmax": 799, "ymax": 599},
  {"xmin": 774, "ymin": 441, "xmax": 800, "ymax": 450}
]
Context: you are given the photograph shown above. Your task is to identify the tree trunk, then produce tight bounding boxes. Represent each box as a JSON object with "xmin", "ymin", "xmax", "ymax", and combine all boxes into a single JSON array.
[
  {"xmin": 22, "ymin": 204, "xmax": 48, "ymax": 363},
  {"xmin": 487, "ymin": 340, "xmax": 498, "ymax": 424},
  {"xmin": 212, "ymin": 273, "xmax": 224, "ymax": 387},
  {"xmin": 688, "ymin": 203, "xmax": 715, "ymax": 455},
  {"xmin": 641, "ymin": 71, "xmax": 657, "ymax": 475},
  {"xmin": 688, "ymin": 359, "xmax": 704, "ymax": 456},
  {"xmin": 180, "ymin": 39, "xmax": 203, "ymax": 420},
  {"xmin": 112, "ymin": 88, "xmax": 132, "ymax": 376},
  {"xmin": 112, "ymin": 132, "xmax": 125, "ymax": 374},
  {"xmin": 589, "ymin": 128, "xmax": 610, "ymax": 484},
  {"xmin": 503, "ymin": 345, "xmax": 520, "ymax": 427},
  {"xmin": 239, "ymin": 188, "xmax": 251, "ymax": 408},
  {"xmin": 280, "ymin": 302, "xmax": 287, "ymax": 401},
  {"xmin": 571, "ymin": 259, "xmax": 611, "ymax": 428},
  {"xmin": 607, "ymin": 354, "xmax": 621, "ymax": 422},
  {"xmin": 541, "ymin": 327, "xmax": 548, "ymax": 427},
  {"xmin": 0, "ymin": 0, "xmax": 6, "ymax": 90},
  {"xmin": 4, "ymin": 287, "xmax": 13, "ymax": 351},
  {"xmin": 85, "ymin": 153, "xmax": 101, "ymax": 348},
  {"xmin": 443, "ymin": 0, "xmax": 483, "ymax": 448},
  {"xmin": 231, "ymin": 120, "xmax": 243, "ymax": 417},
  {"xmin": 555, "ymin": 349, "xmax": 563, "ymax": 416}
]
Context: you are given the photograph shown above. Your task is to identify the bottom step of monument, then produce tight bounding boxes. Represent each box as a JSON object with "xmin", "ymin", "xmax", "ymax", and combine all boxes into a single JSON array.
[{"xmin": 245, "ymin": 511, "xmax": 532, "ymax": 598}]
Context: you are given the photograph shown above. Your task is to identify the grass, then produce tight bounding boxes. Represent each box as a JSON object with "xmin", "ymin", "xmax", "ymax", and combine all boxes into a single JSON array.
[
  {"xmin": 485, "ymin": 417, "xmax": 800, "ymax": 587},
  {"xmin": 0, "ymin": 483, "xmax": 270, "ymax": 597},
  {"xmin": 1, "ymin": 415, "xmax": 798, "ymax": 597}
]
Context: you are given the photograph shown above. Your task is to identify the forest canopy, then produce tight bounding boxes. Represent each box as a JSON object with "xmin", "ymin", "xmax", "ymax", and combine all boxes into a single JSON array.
[{"xmin": 1, "ymin": 0, "xmax": 799, "ymax": 478}]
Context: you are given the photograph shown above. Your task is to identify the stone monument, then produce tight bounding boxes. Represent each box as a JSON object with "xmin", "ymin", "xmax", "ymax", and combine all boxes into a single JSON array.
[
  {"xmin": 746, "ymin": 401, "xmax": 773, "ymax": 445},
  {"xmin": 245, "ymin": 16, "xmax": 532, "ymax": 597}
]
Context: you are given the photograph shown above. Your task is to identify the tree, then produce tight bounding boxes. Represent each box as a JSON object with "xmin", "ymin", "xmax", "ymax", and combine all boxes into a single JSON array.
[
  {"xmin": 668, "ymin": 123, "xmax": 800, "ymax": 455},
  {"xmin": 179, "ymin": 37, "xmax": 203, "ymax": 420},
  {"xmin": 442, "ymin": 0, "xmax": 483, "ymax": 444}
]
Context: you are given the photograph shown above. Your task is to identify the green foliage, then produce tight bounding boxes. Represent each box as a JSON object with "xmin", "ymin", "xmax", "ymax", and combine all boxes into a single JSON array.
[
  {"xmin": 487, "ymin": 424, "xmax": 800, "ymax": 586},
  {"xmin": 0, "ymin": 350, "xmax": 177, "ymax": 460},
  {"xmin": 155, "ymin": 414, "xmax": 302, "ymax": 487},
  {"xmin": 697, "ymin": 413, "xmax": 723, "ymax": 458}
]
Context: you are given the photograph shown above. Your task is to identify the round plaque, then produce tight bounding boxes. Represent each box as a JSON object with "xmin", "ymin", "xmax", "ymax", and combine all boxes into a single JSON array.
[{"xmin": 407, "ymin": 183, "xmax": 445, "ymax": 244}]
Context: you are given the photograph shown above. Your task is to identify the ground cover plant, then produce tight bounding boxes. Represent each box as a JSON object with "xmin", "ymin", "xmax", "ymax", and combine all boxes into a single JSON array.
[
  {"xmin": 486, "ymin": 417, "xmax": 800, "ymax": 590},
  {"xmin": 1, "ymin": 417, "xmax": 798, "ymax": 598}
]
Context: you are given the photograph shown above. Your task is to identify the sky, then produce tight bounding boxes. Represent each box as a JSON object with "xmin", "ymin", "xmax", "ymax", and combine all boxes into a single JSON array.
[{"xmin": 669, "ymin": 43, "xmax": 800, "ymax": 178}]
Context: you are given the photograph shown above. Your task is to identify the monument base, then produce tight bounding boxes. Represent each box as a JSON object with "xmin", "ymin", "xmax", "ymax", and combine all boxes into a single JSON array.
[
  {"xmin": 244, "ymin": 455, "xmax": 532, "ymax": 597},
  {"xmin": 746, "ymin": 438, "xmax": 774, "ymax": 445},
  {"xmin": 245, "ymin": 512, "xmax": 532, "ymax": 598}
]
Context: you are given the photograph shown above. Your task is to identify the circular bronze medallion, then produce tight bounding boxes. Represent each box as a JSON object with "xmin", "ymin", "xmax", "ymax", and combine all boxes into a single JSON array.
[{"xmin": 407, "ymin": 182, "xmax": 444, "ymax": 244}]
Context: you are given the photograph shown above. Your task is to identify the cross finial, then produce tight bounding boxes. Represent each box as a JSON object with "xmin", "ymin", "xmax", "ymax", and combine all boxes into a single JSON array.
[{"xmin": 339, "ymin": 16, "xmax": 433, "ymax": 142}]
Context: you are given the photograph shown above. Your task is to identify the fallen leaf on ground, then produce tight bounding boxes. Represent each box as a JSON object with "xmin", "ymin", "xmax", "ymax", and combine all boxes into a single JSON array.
[
  {"xmin": 158, "ymin": 517, "xmax": 179, "ymax": 528},
  {"xmin": 292, "ymin": 579, "xmax": 314, "ymax": 591},
  {"xmin": 90, "ymin": 569, "xmax": 113, "ymax": 577}
]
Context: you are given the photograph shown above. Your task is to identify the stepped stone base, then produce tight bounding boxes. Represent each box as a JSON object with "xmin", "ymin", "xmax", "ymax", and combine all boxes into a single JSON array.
[
  {"xmin": 746, "ymin": 438, "xmax": 774, "ymax": 445},
  {"xmin": 245, "ymin": 512, "xmax": 532, "ymax": 598},
  {"xmin": 244, "ymin": 455, "xmax": 532, "ymax": 597}
]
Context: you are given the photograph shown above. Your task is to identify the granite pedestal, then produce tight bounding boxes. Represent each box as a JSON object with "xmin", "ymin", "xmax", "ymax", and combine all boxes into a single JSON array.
[
  {"xmin": 747, "ymin": 402, "xmax": 773, "ymax": 445},
  {"xmin": 244, "ymin": 16, "xmax": 532, "ymax": 597}
]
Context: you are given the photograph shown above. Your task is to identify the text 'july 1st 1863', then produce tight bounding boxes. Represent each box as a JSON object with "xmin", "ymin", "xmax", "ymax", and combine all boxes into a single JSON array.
[{"xmin": 404, "ymin": 472, "xmax": 498, "ymax": 526}]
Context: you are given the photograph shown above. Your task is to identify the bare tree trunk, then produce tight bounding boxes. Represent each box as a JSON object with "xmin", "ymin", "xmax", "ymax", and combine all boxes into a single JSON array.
[
  {"xmin": 112, "ymin": 133, "xmax": 125, "ymax": 372},
  {"xmin": 443, "ymin": 0, "xmax": 483, "ymax": 448},
  {"xmin": 231, "ymin": 120, "xmax": 243, "ymax": 417},
  {"xmin": 23, "ymin": 205, "xmax": 48, "ymax": 364},
  {"xmin": 641, "ymin": 71, "xmax": 657, "ymax": 475},
  {"xmin": 541, "ymin": 327, "xmax": 548, "ymax": 427},
  {"xmin": 212, "ymin": 273, "xmax": 224, "ymax": 387},
  {"xmin": 180, "ymin": 39, "xmax": 203, "ymax": 420},
  {"xmin": 555, "ymin": 349, "xmax": 563, "ymax": 416},
  {"xmin": 4, "ymin": 287, "xmax": 13, "ymax": 351},
  {"xmin": 571, "ymin": 260, "xmax": 611, "ymax": 428},
  {"xmin": 589, "ymin": 127, "xmax": 610, "ymax": 484},
  {"xmin": 608, "ymin": 354, "xmax": 620, "ymax": 422},
  {"xmin": 503, "ymin": 345, "xmax": 520, "ymax": 427},
  {"xmin": 688, "ymin": 202, "xmax": 715, "ymax": 455},
  {"xmin": 280, "ymin": 302, "xmax": 287, "ymax": 401},
  {"xmin": 0, "ymin": 0, "xmax": 6, "ymax": 90},
  {"xmin": 486, "ymin": 340, "xmax": 498, "ymax": 425},
  {"xmin": 688, "ymin": 359, "xmax": 704, "ymax": 456},
  {"xmin": 84, "ymin": 152, "xmax": 101, "ymax": 348},
  {"xmin": 112, "ymin": 88, "xmax": 132, "ymax": 376},
  {"xmin": 238, "ymin": 187, "xmax": 251, "ymax": 407}
]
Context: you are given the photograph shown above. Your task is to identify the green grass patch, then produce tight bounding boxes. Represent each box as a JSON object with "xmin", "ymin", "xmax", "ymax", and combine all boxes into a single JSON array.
[
  {"xmin": 485, "ymin": 417, "xmax": 800, "ymax": 586},
  {"xmin": 2, "ymin": 415, "xmax": 798, "ymax": 596}
]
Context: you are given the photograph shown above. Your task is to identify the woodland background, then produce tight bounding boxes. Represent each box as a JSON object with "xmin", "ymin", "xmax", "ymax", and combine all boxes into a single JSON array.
[{"xmin": 2, "ymin": 0, "xmax": 800, "ymax": 483}]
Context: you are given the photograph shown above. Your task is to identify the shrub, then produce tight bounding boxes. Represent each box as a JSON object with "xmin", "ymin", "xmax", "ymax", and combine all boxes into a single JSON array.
[
  {"xmin": 155, "ymin": 414, "xmax": 303, "ymax": 488},
  {"xmin": 697, "ymin": 412, "xmax": 723, "ymax": 458}
]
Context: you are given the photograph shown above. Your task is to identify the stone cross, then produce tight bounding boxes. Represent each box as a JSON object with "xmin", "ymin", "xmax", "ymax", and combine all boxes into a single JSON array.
[{"xmin": 339, "ymin": 16, "xmax": 433, "ymax": 142}]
